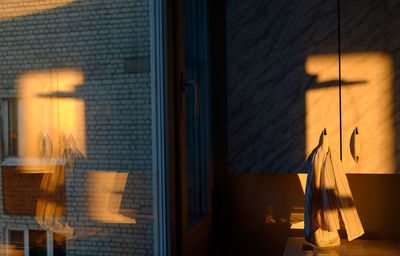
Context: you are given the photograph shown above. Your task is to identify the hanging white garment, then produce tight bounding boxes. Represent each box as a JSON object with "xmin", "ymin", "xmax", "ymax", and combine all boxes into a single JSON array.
[{"xmin": 304, "ymin": 134, "xmax": 364, "ymax": 247}]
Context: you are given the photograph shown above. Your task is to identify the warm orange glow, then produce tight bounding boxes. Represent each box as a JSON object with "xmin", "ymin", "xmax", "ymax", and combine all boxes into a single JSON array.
[
  {"xmin": 0, "ymin": 244, "xmax": 23, "ymax": 256},
  {"xmin": 297, "ymin": 173, "xmax": 307, "ymax": 194},
  {"xmin": 0, "ymin": 0, "xmax": 89, "ymax": 21},
  {"xmin": 305, "ymin": 56, "xmax": 341, "ymax": 167},
  {"xmin": 264, "ymin": 214, "xmax": 278, "ymax": 224},
  {"xmin": 35, "ymin": 165, "xmax": 72, "ymax": 235},
  {"xmin": 305, "ymin": 52, "xmax": 394, "ymax": 173},
  {"xmin": 17, "ymin": 70, "xmax": 84, "ymax": 233},
  {"xmin": 289, "ymin": 174, "xmax": 307, "ymax": 229},
  {"xmin": 264, "ymin": 206, "xmax": 304, "ymax": 229},
  {"xmin": 18, "ymin": 69, "xmax": 86, "ymax": 165},
  {"xmin": 289, "ymin": 212, "xmax": 304, "ymax": 230},
  {"xmin": 87, "ymin": 171, "xmax": 136, "ymax": 224}
]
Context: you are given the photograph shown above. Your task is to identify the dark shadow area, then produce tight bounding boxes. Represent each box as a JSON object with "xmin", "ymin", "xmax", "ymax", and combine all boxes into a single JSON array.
[
  {"xmin": 217, "ymin": 174, "xmax": 305, "ymax": 255},
  {"xmin": 225, "ymin": 0, "xmax": 339, "ymax": 173},
  {"xmin": 209, "ymin": 0, "xmax": 228, "ymax": 254},
  {"xmin": 347, "ymin": 174, "xmax": 400, "ymax": 240}
]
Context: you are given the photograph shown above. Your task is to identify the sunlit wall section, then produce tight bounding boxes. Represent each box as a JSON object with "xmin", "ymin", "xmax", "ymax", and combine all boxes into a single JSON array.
[
  {"xmin": 340, "ymin": 53, "xmax": 394, "ymax": 173},
  {"xmin": 306, "ymin": 53, "xmax": 394, "ymax": 173},
  {"xmin": 18, "ymin": 69, "xmax": 86, "ymax": 160},
  {"xmin": 87, "ymin": 171, "xmax": 136, "ymax": 224},
  {"xmin": 0, "ymin": 0, "xmax": 85, "ymax": 21},
  {"xmin": 305, "ymin": 55, "xmax": 341, "ymax": 160}
]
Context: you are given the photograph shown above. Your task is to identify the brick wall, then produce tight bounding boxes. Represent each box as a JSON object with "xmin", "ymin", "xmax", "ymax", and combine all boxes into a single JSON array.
[
  {"xmin": 3, "ymin": 166, "xmax": 66, "ymax": 216},
  {"xmin": 3, "ymin": 167, "xmax": 45, "ymax": 215},
  {"xmin": 0, "ymin": 0, "xmax": 153, "ymax": 255}
]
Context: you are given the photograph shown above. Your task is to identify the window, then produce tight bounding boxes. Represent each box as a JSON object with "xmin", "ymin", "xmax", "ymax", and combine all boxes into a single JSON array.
[
  {"xmin": 5, "ymin": 229, "xmax": 65, "ymax": 256},
  {"xmin": 8, "ymin": 230, "xmax": 24, "ymax": 254},
  {"xmin": 183, "ymin": 0, "xmax": 212, "ymax": 226},
  {"xmin": 2, "ymin": 99, "xmax": 19, "ymax": 158}
]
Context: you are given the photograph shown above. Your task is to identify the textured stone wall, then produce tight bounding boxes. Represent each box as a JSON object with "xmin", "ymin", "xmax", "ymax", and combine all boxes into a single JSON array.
[
  {"xmin": 226, "ymin": 0, "xmax": 338, "ymax": 173},
  {"xmin": 0, "ymin": 0, "xmax": 153, "ymax": 255},
  {"xmin": 226, "ymin": 0, "xmax": 400, "ymax": 174}
]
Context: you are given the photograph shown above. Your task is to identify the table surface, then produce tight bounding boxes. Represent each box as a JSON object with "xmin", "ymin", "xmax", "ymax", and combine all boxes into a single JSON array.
[{"xmin": 283, "ymin": 237, "xmax": 400, "ymax": 256}]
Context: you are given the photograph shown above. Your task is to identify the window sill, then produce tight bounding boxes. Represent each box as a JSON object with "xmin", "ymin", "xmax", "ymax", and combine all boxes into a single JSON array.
[{"xmin": 1, "ymin": 157, "xmax": 66, "ymax": 173}]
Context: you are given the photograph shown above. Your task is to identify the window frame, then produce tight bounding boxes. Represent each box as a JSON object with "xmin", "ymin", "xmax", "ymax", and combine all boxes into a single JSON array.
[
  {"xmin": 1, "ymin": 98, "xmax": 67, "ymax": 170},
  {"xmin": 1, "ymin": 98, "xmax": 21, "ymax": 159},
  {"xmin": 4, "ymin": 228, "xmax": 55, "ymax": 256}
]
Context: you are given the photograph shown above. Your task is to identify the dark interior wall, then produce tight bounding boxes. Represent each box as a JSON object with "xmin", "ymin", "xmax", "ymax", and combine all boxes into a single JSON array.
[
  {"xmin": 210, "ymin": 0, "xmax": 400, "ymax": 255},
  {"xmin": 225, "ymin": 0, "xmax": 338, "ymax": 173},
  {"xmin": 215, "ymin": 174, "xmax": 304, "ymax": 256},
  {"xmin": 214, "ymin": 174, "xmax": 400, "ymax": 255}
]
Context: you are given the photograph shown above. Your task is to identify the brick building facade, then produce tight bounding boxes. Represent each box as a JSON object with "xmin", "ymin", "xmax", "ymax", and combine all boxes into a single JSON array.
[{"xmin": 0, "ymin": 0, "xmax": 155, "ymax": 255}]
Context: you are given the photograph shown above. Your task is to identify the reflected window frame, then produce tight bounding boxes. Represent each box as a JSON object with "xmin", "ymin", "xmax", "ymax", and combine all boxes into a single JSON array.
[
  {"xmin": 1, "ymin": 98, "xmax": 20, "ymax": 159},
  {"xmin": 3, "ymin": 228, "xmax": 59, "ymax": 256},
  {"xmin": 0, "ymin": 98, "xmax": 67, "ymax": 168}
]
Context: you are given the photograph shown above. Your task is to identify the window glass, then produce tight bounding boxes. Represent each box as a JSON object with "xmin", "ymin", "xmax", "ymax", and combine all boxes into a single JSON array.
[
  {"xmin": 53, "ymin": 233, "xmax": 66, "ymax": 256},
  {"xmin": 7, "ymin": 99, "xmax": 18, "ymax": 157},
  {"xmin": 9, "ymin": 230, "xmax": 25, "ymax": 254},
  {"xmin": 29, "ymin": 230, "xmax": 46, "ymax": 256},
  {"xmin": 0, "ymin": 0, "xmax": 156, "ymax": 254}
]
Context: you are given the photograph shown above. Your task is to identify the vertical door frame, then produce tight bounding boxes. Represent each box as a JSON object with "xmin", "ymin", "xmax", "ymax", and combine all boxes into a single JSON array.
[
  {"xmin": 150, "ymin": 0, "xmax": 171, "ymax": 254},
  {"xmin": 152, "ymin": 0, "xmax": 214, "ymax": 254},
  {"xmin": 169, "ymin": 0, "xmax": 187, "ymax": 254},
  {"xmin": 150, "ymin": 0, "xmax": 188, "ymax": 254},
  {"xmin": 165, "ymin": 0, "xmax": 191, "ymax": 254},
  {"xmin": 167, "ymin": 0, "xmax": 214, "ymax": 255}
]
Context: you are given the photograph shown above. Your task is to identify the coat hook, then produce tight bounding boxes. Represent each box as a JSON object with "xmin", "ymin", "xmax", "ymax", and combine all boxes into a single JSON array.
[{"xmin": 322, "ymin": 128, "xmax": 328, "ymax": 153}]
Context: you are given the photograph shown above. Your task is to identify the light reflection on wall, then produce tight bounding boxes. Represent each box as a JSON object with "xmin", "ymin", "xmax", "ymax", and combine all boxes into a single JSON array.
[
  {"xmin": 289, "ymin": 174, "xmax": 307, "ymax": 230},
  {"xmin": 16, "ymin": 69, "xmax": 85, "ymax": 234},
  {"xmin": 305, "ymin": 52, "xmax": 394, "ymax": 173},
  {"xmin": 16, "ymin": 69, "xmax": 136, "ymax": 231},
  {"xmin": 0, "ymin": 0, "xmax": 89, "ymax": 21},
  {"xmin": 291, "ymin": 53, "xmax": 394, "ymax": 230},
  {"xmin": 18, "ymin": 69, "xmax": 86, "ymax": 163},
  {"xmin": 87, "ymin": 171, "xmax": 136, "ymax": 224},
  {"xmin": 0, "ymin": 245, "xmax": 22, "ymax": 256},
  {"xmin": 35, "ymin": 165, "xmax": 73, "ymax": 235}
]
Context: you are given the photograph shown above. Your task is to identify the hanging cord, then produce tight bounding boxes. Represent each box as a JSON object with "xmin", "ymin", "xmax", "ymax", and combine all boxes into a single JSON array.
[{"xmin": 338, "ymin": 0, "xmax": 343, "ymax": 160}]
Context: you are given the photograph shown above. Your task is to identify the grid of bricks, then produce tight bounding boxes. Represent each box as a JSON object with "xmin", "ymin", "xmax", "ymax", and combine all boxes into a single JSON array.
[{"xmin": 0, "ymin": 0, "xmax": 153, "ymax": 255}]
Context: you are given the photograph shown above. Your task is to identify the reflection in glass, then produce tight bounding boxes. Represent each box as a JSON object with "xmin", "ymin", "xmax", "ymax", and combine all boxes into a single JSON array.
[
  {"xmin": 7, "ymin": 99, "xmax": 18, "ymax": 157},
  {"xmin": 29, "ymin": 230, "xmax": 46, "ymax": 256},
  {"xmin": 18, "ymin": 69, "xmax": 86, "ymax": 160},
  {"xmin": 0, "ymin": 0, "xmax": 155, "ymax": 254},
  {"xmin": 87, "ymin": 171, "xmax": 136, "ymax": 224},
  {"xmin": 8, "ymin": 230, "xmax": 24, "ymax": 255}
]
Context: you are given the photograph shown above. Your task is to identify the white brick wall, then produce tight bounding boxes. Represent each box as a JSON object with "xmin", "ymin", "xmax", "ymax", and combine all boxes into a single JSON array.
[{"xmin": 0, "ymin": 0, "xmax": 154, "ymax": 255}]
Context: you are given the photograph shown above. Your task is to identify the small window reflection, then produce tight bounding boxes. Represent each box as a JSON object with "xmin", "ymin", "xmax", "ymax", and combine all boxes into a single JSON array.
[
  {"xmin": 8, "ymin": 230, "xmax": 24, "ymax": 254},
  {"xmin": 29, "ymin": 230, "xmax": 46, "ymax": 256},
  {"xmin": 2, "ymin": 99, "xmax": 19, "ymax": 158}
]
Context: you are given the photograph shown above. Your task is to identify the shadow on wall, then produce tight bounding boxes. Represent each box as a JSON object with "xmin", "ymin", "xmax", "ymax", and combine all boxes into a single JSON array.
[
  {"xmin": 226, "ymin": 0, "xmax": 339, "ymax": 173},
  {"xmin": 305, "ymin": 52, "xmax": 395, "ymax": 174},
  {"xmin": 226, "ymin": 0, "xmax": 400, "ymax": 175}
]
